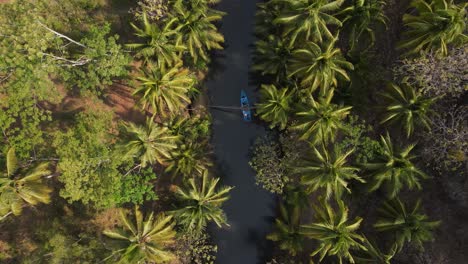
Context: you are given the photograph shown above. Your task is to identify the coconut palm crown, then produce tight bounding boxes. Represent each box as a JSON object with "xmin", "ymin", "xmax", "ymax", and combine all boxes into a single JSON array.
[
  {"xmin": 171, "ymin": 170, "xmax": 233, "ymax": 235},
  {"xmin": 302, "ymin": 197, "xmax": 366, "ymax": 264},
  {"xmin": 337, "ymin": 0, "xmax": 387, "ymax": 51},
  {"xmin": 292, "ymin": 89, "xmax": 352, "ymax": 144},
  {"xmin": 127, "ymin": 13, "xmax": 184, "ymax": 67},
  {"xmin": 374, "ymin": 198, "xmax": 440, "ymax": 251},
  {"xmin": 297, "ymin": 145, "xmax": 365, "ymax": 199},
  {"xmin": 0, "ymin": 148, "xmax": 52, "ymax": 218},
  {"xmin": 134, "ymin": 63, "xmax": 196, "ymax": 117},
  {"xmin": 103, "ymin": 207, "xmax": 176, "ymax": 263},
  {"xmin": 256, "ymin": 84, "xmax": 293, "ymax": 130},
  {"xmin": 267, "ymin": 202, "xmax": 305, "ymax": 256},
  {"xmin": 272, "ymin": 0, "xmax": 344, "ymax": 46},
  {"xmin": 380, "ymin": 81, "xmax": 437, "ymax": 138},
  {"xmin": 398, "ymin": 0, "xmax": 467, "ymax": 56},
  {"xmin": 121, "ymin": 119, "xmax": 179, "ymax": 167},
  {"xmin": 288, "ymin": 37, "xmax": 354, "ymax": 94},
  {"xmin": 168, "ymin": 6, "xmax": 225, "ymax": 63},
  {"xmin": 363, "ymin": 133, "xmax": 428, "ymax": 198}
]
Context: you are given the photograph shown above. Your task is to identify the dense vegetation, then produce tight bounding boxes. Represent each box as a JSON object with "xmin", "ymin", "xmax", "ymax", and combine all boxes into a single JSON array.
[
  {"xmin": 0, "ymin": 0, "xmax": 228, "ymax": 263},
  {"xmin": 251, "ymin": 0, "xmax": 467, "ymax": 263}
]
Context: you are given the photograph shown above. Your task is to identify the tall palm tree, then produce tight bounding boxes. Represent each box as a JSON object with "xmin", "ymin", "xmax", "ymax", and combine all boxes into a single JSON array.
[
  {"xmin": 171, "ymin": 170, "xmax": 233, "ymax": 235},
  {"xmin": 0, "ymin": 148, "xmax": 52, "ymax": 217},
  {"xmin": 398, "ymin": 0, "xmax": 467, "ymax": 56},
  {"xmin": 134, "ymin": 63, "xmax": 196, "ymax": 117},
  {"xmin": 167, "ymin": 6, "xmax": 225, "ymax": 63},
  {"xmin": 288, "ymin": 37, "xmax": 354, "ymax": 94},
  {"xmin": 121, "ymin": 119, "xmax": 179, "ymax": 167},
  {"xmin": 273, "ymin": 0, "xmax": 344, "ymax": 46},
  {"xmin": 253, "ymin": 35, "xmax": 292, "ymax": 80},
  {"xmin": 337, "ymin": 0, "xmax": 387, "ymax": 51},
  {"xmin": 297, "ymin": 145, "xmax": 364, "ymax": 199},
  {"xmin": 374, "ymin": 198, "xmax": 440, "ymax": 251},
  {"xmin": 165, "ymin": 142, "xmax": 212, "ymax": 177},
  {"xmin": 126, "ymin": 13, "xmax": 185, "ymax": 67},
  {"xmin": 353, "ymin": 237, "xmax": 397, "ymax": 264},
  {"xmin": 255, "ymin": 1, "xmax": 285, "ymax": 37},
  {"xmin": 302, "ymin": 197, "xmax": 365, "ymax": 264},
  {"xmin": 380, "ymin": 81, "xmax": 437, "ymax": 138},
  {"xmin": 292, "ymin": 89, "xmax": 352, "ymax": 144},
  {"xmin": 267, "ymin": 202, "xmax": 305, "ymax": 256},
  {"xmin": 363, "ymin": 133, "xmax": 428, "ymax": 198},
  {"xmin": 103, "ymin": 207, "xmax": 176, "ymax": 263},
  {"xmin": 256, "ymin": 84, "xmax": 293, "ymax": 130}
]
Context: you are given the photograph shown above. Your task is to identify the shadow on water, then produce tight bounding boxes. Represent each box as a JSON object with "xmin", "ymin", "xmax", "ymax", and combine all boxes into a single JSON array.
[{"xmin": 206, "ymin": 1, "xmax": 277, "ymax": 262}]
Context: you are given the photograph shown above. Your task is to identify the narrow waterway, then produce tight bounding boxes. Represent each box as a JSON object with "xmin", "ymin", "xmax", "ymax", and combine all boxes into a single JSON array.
[{"xmin": 206, "ymin": 1, "xmax": 276, "ymax": 263}]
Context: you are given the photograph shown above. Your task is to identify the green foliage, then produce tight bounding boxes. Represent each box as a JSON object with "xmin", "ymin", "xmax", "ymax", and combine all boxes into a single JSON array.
[
  {"xmin": 338, "ymin": 116, "xmax": 384, "ymax": 164},
  {"xmin": 171, "ymin": 171, "xmax": 233, "ymax": 235},
  {"xmin": 116, "ymin": 168, "xmax": 158, "ymax": 205},
  {"xmin": 398, "ymin": 0, "xmax": 467, "ymax": 56},
  {"xmin": 181, "ymin": 233, "xmax": 218, "ymax": 264},
  {"xmin": 0, "ymin": 148, "xmax": 52, "ymax": 217},
  {"xmin": 292, "ymin": 89, "xmax": 352, "ymax": 144},
  {"xmin": 302, "ymin": 197, "xmax": 365, "ymax": 264},
  {"xmin": 374, "ymin": 198, "xmax": 440, "ymax": 251},
  {"xmin": 60, "ymin": 24, "xmax": 130, "ymax": 94},
  {"xmin": 273, "ymin": 0, "xmax": 344, "ymax": 46},
  {"xmin": 165, "ymin": 115, "xmax": 211, "ymax": 143},
  {"xmin": 53, "ymin": 109, "xmax": 121, "ymax": 208},
  {"xmin": 103, "ymin": 207, "xmax": 176, "ymax": 263},
  {"xmin": 296, "ymin": 145, "xmax": 364, "ymax": 199},
  {"xmin": 257, "ymin": 84, "xmax": 293, "ymax": 130},
  {"xmin": 288, "ymin": 38, "xmax": 354, "ymax": 94},
  {"xmin": 250, "ymin": 135, "xmax": 289, "ymax": 194},
  {"xmin": 363, "ymin": 133, "xmax": 428, "ymax": 198},
  {"xmin": 380, "ymin": 81, "xmax": 437, "ymax": 138}
]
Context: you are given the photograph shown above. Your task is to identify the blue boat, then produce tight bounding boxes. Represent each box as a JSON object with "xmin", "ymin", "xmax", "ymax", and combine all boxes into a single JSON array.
[{"xmin": 240, "ymin": 90, "xmax": 252, "ymax": 122}]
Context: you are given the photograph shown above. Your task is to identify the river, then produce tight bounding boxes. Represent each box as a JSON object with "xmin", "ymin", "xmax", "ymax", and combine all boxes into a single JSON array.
[{"xmin": 206, "ymin": 0, "xmax": 276, "ymax": 263}]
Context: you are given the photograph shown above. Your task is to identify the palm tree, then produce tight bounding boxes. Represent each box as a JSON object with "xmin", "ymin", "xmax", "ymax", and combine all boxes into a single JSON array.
[
  {"xmin": 363, "ymin": 133, "xmax": 428, "ymax": 198},
  {"xmin": 171, "ymin": 170, "xmax": 233, "ymax": 235},
  {"xmin": 121, "ymin": 119, "xmax": 179, "ymax": 167},
  {"xmin": 255, "ymin": 1, "xmax": 285, "ymax": 37},
  {"xmin": 353, "ymin": 237, "xmax": 397, "ymax": 263},
  {"xmin": 127, "ymin": 13, "xmax": 184, "ymax": 67},
  {"xmin": 297, "ymin": 145, "xmax": 364, "ymax": 199},
  {"xmin": 398, "ymin": 0, "xmax": 467, "ymax": 56},
  {"xmin": 374, "ymin": 198, "xmax": 440, "ymax": 251},
  {"xmin": 288, "ymin": 37, "xmax": 354, "ymax": 94},
  {"xmin": 256, "ymin": 84, "xmax": 293, "ymax": 130},
  {"xmin": 302, "ymin": 197, "xmax": 365, "ymax": 264},
  {"xmin": 292, "ymin": 89, "xmax": 352, "ymax": 144},
  {"xmin": 273, "ymin": 0, "xmax": 344, "ymax": 46},
  {"xmin": 167, "ymin": 6, "xmax": 225, "ymax": 63},
  {"xmin": 337, "ymin": 0, "xmax": 387, "ymax": 51},
  {"xmin": 0, "ymin": 148, "xmax": 52, "ymax": 218},
  {"xmin": 103, "ymin": 207, "xmax": 176, "ymax": 263},
  {"xmin": 267, "ymin": 202, "xmax": 305, "ymax": 256},
  {"xmin": 165, "ymin": 142, "xmax": 212, "ymax": 177},
  {"xmin": 134, "ymin": 63, "xmax": 196, "ymax": 117},
  {"xmin": 252, "ymin": 35, "xmax": 292, "ymax": 80},
  {"xmin": 380, "ymin": 81, "xmax": 437, "ymax": 138}
]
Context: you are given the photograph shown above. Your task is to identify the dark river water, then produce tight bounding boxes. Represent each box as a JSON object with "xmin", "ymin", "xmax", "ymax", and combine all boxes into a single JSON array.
[{"xmin": 206, "ymin": 0, "xmax": 276, "ymax": 264}]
